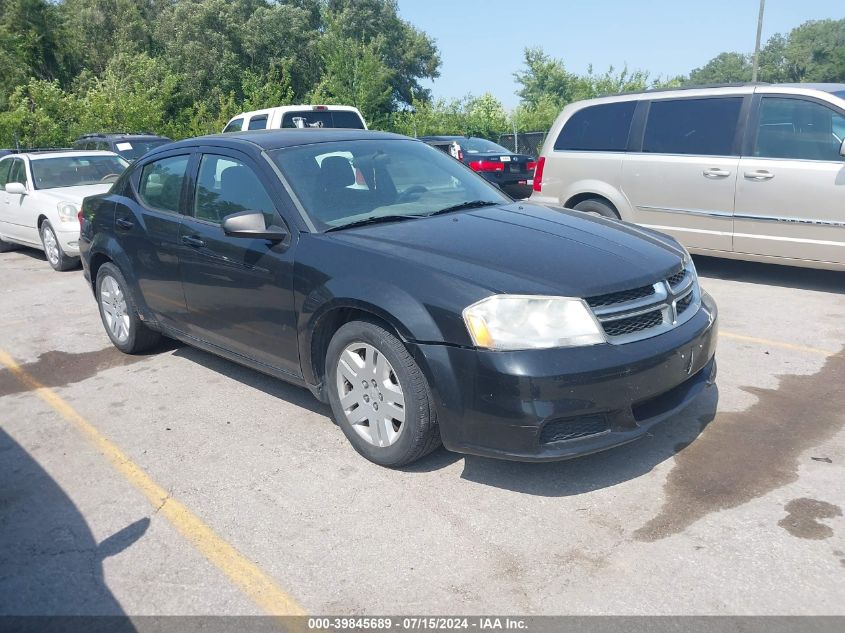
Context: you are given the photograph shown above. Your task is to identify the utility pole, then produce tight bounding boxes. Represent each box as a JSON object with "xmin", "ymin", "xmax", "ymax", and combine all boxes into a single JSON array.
[{"xmin": 751, "ymin": 0, "xmax": 766, "ymax": 82}]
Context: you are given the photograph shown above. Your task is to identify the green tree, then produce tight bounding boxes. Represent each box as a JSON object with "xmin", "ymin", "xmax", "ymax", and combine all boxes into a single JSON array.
[
  {"xmin": 781, "ymin": 19, "xmax": 845, "ymax": 82},
  {"xmin": 73, "ymin": 53, "xmax": 179, "ymax": 137},
  {"xmin": 311, "ymin": 30, "xmax": 395, "ymax": 127},
  {"xmin": 465, "ymin": 93, "xmax": 508, "ymax": 139},
  {"xmin": 688, "ymin": 52, "xmax": 752, "ymax": 84},
  {"xmin": 324, "ymin": 0, "xmax": 441, "ymax": 106},
  {"xmin": 0, "ymin": 0, "xmax": 67, "ymax": 108},
  {"xmin": 0, "ymin": 79, "xmax": 77, "ymax": 147}
]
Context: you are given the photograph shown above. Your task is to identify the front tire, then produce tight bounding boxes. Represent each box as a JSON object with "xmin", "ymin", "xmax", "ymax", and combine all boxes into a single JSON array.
[
  {"xmin": 573, "ymin": 198, "xmax": 620, "ymax": 219},
  {"xmin": 326, "ymin": 320, "xmax": 441, "ymax": 467},
  {"xmin": 40, "ymin": 221, "xmax": 79, "ymax": 271},
  {"xmin": 96, "ymin": 263, "xmax": 161, "ymax": 354}
]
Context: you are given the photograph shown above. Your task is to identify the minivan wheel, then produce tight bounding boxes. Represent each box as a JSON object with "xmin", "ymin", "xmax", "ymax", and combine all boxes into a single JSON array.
[
  {"xmin": 573, "ymin": 199, "xmax": 620, "ymax": 220},
  {"xmin": 40, "ymin": 221, "xmax": 79, "ymax": 271},
  {"xmin": 326, "ymin": 320, "xmax": 441, "ymax": 467},
  {"xmin": 96, "ymin": 263, "xmax": 161, "ymax": 354}
]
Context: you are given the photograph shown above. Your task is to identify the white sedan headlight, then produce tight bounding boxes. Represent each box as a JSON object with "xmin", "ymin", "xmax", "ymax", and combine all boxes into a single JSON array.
[
  {"xmin": 463, "ymin": 295, "xmax": 606, "ymax": 350},
  {"xmin": 57, "ymin": 201, "xmax": 78, "ymax": 223}
]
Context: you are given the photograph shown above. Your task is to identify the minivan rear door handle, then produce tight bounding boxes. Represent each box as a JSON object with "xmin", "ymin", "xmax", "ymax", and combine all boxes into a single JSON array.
[
  {"xmin": 181, "ymin": 235, "xmax": 206, "ymax": 248},
  {"xmin": 115, "ymin": 218, "xmax": 134, "ymax": 230},
  {"xmin": 744, "ymin": 170, "xmax": 775, "ymax": 181},
  {"xmin": 703, "ymin": 168, "xmax": 731, "ymax": 178}
]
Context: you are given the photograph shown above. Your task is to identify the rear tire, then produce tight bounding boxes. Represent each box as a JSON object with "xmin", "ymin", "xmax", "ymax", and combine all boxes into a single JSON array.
[
  {"xmin": 573, "ymin": 198, "xmax": 620, "ymax": 220},
  {"xmin": 40, "ymin": 221, "xmax": 79, "ymax": 271},
  {"xmin": 96, "ymin": 262, "xmax": 161, "ymax": 354},
  {"xmin": 326, "ymin": 320, "xmax": 441, "ymax": 467}
]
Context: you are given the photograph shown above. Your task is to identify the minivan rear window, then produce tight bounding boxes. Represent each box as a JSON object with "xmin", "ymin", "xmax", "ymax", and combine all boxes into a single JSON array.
[
  {"xmin": 554, "ymin": 101, "xmax": 636, "ymax": 152},
  {"xmin": 281, "ymin": 111, "xmax": 365, "ymax": 129},
  {"xmin": 643, "ymin": 97, "xmax": 743, "ymax": 156}
]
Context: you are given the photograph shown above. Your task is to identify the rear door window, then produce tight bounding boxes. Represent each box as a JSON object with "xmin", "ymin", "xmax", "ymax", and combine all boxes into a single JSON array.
[
  {"xmin": 554, "ymin": 101, "xmax": 636, "ymax": 151},
  {"xmin": 247, "ymin": 115, "xmax": 268, "ymax": 130},
  {"xmin": 753, "ymin": 97, "xmax": 845, "ymax": 162},
  {"xmin": 137, "ymin": 155, "xmax": 189, "ymax": 214},
  {"xmin": 643, "ymin": 97, "xmax": 743, "ymax": 156}
]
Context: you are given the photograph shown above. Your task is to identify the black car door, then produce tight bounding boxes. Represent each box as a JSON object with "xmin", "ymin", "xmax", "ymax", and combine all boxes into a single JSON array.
[
  {"xmin": 116, "ymin": 150, "xmax": 193, "ymax": 326},
  {"xmin": 178, "ymin": 147, "xmax": 300, "ymax": 378}
]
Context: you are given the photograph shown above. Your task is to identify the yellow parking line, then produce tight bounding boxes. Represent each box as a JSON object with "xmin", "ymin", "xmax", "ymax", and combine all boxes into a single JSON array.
[
  {"xmin": 720, "ymin": 331, "xmax": 836, "ymax": 357},
  {"xmin": 0, "ymin": 348, "xmax": 305, "ymax": 617}
]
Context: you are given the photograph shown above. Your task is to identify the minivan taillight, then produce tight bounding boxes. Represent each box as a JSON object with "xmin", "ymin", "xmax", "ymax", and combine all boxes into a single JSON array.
[
  {"xmin": 78, "ymin": 208, "xmax": 84, "ymax": 227},
  {"xmin": 532, "ymin": 156, "xmax": 546, "ymax": 192}
]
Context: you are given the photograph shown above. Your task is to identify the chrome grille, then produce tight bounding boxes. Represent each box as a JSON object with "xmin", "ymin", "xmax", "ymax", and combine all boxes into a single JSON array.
[{"xmin": 588, "ymin": 261, "xmax": 700, "ymax": 344}]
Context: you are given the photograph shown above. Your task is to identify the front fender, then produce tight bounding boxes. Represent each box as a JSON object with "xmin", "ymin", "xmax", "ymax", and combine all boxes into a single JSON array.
[{"xmin": 298, "ymin": 276, "xmax": 453, "ymax": 386}]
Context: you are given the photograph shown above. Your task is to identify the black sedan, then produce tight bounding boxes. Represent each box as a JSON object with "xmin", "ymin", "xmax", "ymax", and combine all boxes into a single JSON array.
[
  {"xmin": 419, "ymin": 135, "xmax": 535, "ymax": 198},
  {"xmin": 79, "ymin": 129, "xmax": 717, "ymax": 467}
]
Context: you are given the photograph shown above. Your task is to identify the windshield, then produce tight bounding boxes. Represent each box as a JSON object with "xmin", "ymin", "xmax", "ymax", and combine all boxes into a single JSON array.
[
  {"xmin": 114, "ymin": 139, "xmax": 170, "ymax": 161},
  {"xmin": 269, "ymin": 139, "xmax": 509, "ymax": 231},
  {"xmin": 459, "ymin": 138, "xmax": 512, "ymax": 154},
  {"xmin": 31, "ymin": 155, "xmax": 128, "ymax": 189}
]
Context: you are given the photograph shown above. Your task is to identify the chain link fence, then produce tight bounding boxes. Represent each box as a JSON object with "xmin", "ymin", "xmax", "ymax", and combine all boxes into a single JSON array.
[{"xmin": 497, "ymin": 131, "xmax": 547, "ymax": 157}]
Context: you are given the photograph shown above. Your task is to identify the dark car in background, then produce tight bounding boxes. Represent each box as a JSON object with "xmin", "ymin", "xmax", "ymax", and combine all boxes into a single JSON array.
[
  {"xmin": 73, "ymin": 133, "xmax": 172, "ymax": 162},
  {"xmin": 420, "ymin": 135, "xmax": 536, "ymax": 198},
  {"xmin": 79, "ymin": 129, "xmax": 717, "ymax": 467}
]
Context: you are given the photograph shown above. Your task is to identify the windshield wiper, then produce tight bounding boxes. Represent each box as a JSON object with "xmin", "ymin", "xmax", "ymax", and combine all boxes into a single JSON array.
[
  {"xmin": 324, "ymin": 214, "xmax": 421, "ymax": 233},
  {"xmin": 425, "ymin": 200, "xmax": 500, "ymax": 217}
]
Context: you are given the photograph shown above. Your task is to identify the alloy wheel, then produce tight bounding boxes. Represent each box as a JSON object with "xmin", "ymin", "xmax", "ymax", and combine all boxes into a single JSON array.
[
  {"xmin": 42, "ymin": 226, "xmax": 60, "ymax": 266},
  {"xmin": 100, "ymin": 275, "xmax": 131, "ymax": 343}
]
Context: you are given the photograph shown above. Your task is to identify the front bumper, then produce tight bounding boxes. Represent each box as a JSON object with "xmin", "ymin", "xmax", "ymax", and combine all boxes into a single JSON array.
[
  {"xmin": 56, "ymin": 227, "xmax": 81, "ymax": 257},
  {"xmin": 411, "ymin": 291, "xmax": 718, "ymax": 461}
]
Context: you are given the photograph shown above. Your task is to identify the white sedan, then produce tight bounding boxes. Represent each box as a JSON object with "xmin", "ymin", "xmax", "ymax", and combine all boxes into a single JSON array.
[{"xmin": 0, "ymin": 151, "xmax": 128, "ymax": 270}]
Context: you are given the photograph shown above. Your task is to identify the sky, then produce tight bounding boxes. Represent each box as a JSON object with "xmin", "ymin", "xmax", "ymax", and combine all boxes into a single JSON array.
[{"xmin": 395, "ymin": 0, "xmax": 843, "ymax": 109}]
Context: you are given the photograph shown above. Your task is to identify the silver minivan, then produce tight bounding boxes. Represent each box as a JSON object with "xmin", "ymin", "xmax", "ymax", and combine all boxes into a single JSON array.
[{"xmin": 531, "ymin": 83, "xmax": 845, "ymax": 271}]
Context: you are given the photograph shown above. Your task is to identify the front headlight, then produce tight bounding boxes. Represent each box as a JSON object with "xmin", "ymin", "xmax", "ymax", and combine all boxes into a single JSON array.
[
  {"xmin": 462, "ymin": 295, "xmax": 606, "ymax": 350},
  {"xmin": 57, "ymin": 201, "xmax": 78, "ymax": 223}
]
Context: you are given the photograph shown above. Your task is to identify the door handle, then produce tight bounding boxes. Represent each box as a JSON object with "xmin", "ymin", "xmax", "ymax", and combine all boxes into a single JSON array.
[
  {"xmin": 181, "ymin": 235, "xmax": 205, "ymax": 248},
  {"xmin": 703, "ymin": 168, "xmax": 731, "ymax": 178},
  {"xmin": 115, "ymin": 218, "xmax": 134, "ymax": 230},
  {"xmin": 744, "ymin": 170, "xmax": 774, "ymax": 181}
]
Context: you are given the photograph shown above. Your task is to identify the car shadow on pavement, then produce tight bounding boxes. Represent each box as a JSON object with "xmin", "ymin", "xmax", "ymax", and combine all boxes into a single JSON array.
[
  {"xmin": 693, "ymin": 255, "xmax": 845, "ymax": 294},
  {"xmin": 0, "ymin": 428, "xmax": 143, "ymax": 622},
  {"xmin": 171, "ymin": 345, "xmax": 332, "ymax": 416},
  {"xmin": 408, "ymin": 385, "xmax": 719, "ymax": 497}
]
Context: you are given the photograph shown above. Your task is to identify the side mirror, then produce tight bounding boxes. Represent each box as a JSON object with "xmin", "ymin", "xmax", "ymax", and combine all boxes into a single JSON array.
[
  {"xmin": 222, "ymin": 211, "xmax": 287, "ymax": 242},
  {"xmin": 5, "ymin": 182, "xmax": 26, "ymax": 195},
  {"xmin": 840, "ymin": 138, "xmax": 845, "ymax": 157}
]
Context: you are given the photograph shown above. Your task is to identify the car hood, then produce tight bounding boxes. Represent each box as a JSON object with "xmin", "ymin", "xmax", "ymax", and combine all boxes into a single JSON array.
[
  {"xmin": 37, "ymin": 184, "xmax": 113, "ymax": 204},
  {"xmin": 326, "ymin": 203, "xmax": 687, "ymax": 297}
]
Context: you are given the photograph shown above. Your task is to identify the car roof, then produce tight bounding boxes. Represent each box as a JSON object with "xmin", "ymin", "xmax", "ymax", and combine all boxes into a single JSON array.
[
  {"xmin": 76, "ymin": 133, "xmax": 170, "ymax": 141},
  {"xmin": 419, "ymin": 135, "xmax": 468, "ymax": 141},
  {"xmin": 158, "ymin": 129, "xmax": 410, "ymax": 154},
  {"xmin": 26, "ymin": 150, "xmax": 121, "ymax": 160}
]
